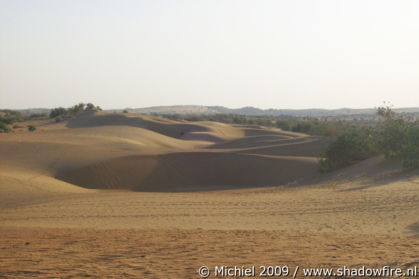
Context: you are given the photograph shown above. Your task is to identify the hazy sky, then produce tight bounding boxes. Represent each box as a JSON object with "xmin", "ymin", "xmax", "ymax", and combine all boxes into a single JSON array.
[{"xmin": 1, "ymin": 0, "xmax": 418, "ymax": 109}]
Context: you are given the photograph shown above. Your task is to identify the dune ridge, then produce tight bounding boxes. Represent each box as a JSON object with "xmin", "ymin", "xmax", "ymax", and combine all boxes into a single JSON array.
[
  {"xmin": 1, "ymin": 112, "xmax": 417, "ymax": 231},
  {"xmin": 1, "ymin": 111, "xmax": 418, "ymax": 278},
  {"xmin": 1, "ymin": 111, "xmax": 325, "ymax": 198}
]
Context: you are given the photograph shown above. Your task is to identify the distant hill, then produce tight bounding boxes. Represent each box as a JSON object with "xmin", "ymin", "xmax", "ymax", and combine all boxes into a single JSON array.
[
  {"xmin": 12, "ymin": 105, "xmax": 419, "ymax": 118},
  {"xmin": 10, "ymin": 108, "xmax": 51, "ymax": 115},
  {"xmin": 111, "ymin": 105, "xmax": 419, "ymax": 117}
]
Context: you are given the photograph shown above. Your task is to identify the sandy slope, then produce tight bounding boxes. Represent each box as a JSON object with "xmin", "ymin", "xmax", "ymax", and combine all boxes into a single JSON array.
[
  {"xmin": 0, "ymin": 111, "xmax": 323, "ymax": 199},
  {"xmin": 57, "ymin": 152, "xmax": 318, "ymax": 191},
  {"xmin": 1, "ymin": 112, "xmax": 418, "ymax": 278},
  {"xmin": 1, "ymin": 228, "xmax": 418, "ymax": 278},
  {"xmin": 1, "ymin": 171, "xmax": 418, "ymax": 233}
]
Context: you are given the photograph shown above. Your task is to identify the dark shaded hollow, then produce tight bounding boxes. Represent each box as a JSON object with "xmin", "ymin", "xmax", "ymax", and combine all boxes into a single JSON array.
[{"xmin": 56, "ymin": 152, "xmax": 319, "ymax": 192}]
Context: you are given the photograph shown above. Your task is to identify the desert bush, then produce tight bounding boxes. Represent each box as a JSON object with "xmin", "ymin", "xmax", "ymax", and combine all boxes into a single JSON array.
[
  {"xmin": 28, "ymin": 113, "xmax": 48, "ymax": 120},
  {"xmin": 67, "ymin": 103, "xmax": 86, "ymax": 116},
  {"xmin": 401, "ymin": 141, "xmax": 419, "ymax": 169},
  {"xmin": 320, "ymin": 106, "xmax": 419, "ymax": 171},
  {"xmin": 86, "ymin": 103, "xmax": 102, "ymax": 111},
  {"xmin": 276, "ymin": 120, "xmax": 291, "ymax": 131},
  {"xmin": 374, "ymin": 107, "xmax": 419, "ymax": 169},
  {"xmin": 50, "ymin": 107, "xmax": 67, "ymax": 118},
  {"xmin": 0, "ymin": 121, "xmax": 11, "ymax": 132},
  {"xmin": 0, "ymin": 117, "xmax": 13, "ymax": 124},
  {"xmin": 291, "ymin": 122, "xmax": 312, "ymax": 133},
  {"xmin": 374, "ymin": 107, "xmax": 407, "ymax": 159},
  {"xmin": 85, "ymin": 103, "xmax": 93, "ymax": 110},
  {"xmin": 0, "ymin": 110, "xmax": 24, "ymax": 124},
  {"xmin": 403, "ymin": 122, "xmax": 419, "ymax": 168},
  {"xmin": 49, "ymin": 103, "xmax": 101, "ymax": 119},
  {"xmin": 27, "ymin": 125, "xmax": 36, "ymax": 131},
  {"xmin": 0, "ymin": 110, "xmax": 43, "ymax": 132},
  {"xmin": 319, "ymin": 127, "xmax": 375, "ymax": 172}
]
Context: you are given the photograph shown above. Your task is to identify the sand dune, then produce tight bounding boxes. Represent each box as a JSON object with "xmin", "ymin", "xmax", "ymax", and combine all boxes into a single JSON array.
[
  {"xmin": 56, "ymin": 152, "xmax": 318, "ymax": 191},
  {"xmin": 1, "ymin": 112, "xmax": 321, "ymax": 197},
  {"xmin": 1, "ymin": 111, "xmax": 417, "ymax": 209},
  {"xmin": 1, "ymin": 111, "xmax": 418, "ymax": 278},
  {"xmin": 66, "ymin": 111, "xmax": 242, "ymax": 142},
  {"xmin": 236, "ymin": 137, "xmax": 329, "ymax": 157},
  {"xmin": 0, "ymin": 169, "xmax": 92, "ymax": 209},
  {"xmin": 208, "ymin": 134, "xmax": 328, "ymax": 157}
]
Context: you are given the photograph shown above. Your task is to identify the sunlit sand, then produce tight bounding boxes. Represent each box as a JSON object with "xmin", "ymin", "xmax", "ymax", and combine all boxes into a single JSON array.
[{"xmin": 1, "ymin": 111, "xmax": 418, "ymax": 278}]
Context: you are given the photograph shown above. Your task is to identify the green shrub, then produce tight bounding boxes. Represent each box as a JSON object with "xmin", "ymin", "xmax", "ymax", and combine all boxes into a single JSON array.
[
  {"xmin": 86, "ymin": 103, "xmax": 95, "ymax": 110},
  {"xmin": 67, "ymin": 103, "xmax": 86, "ymax": 116},
  {"xmin": 319, "ymin": 128, "xmax": 375, "ymax": 172},
  {"xmin": 291, "ymin": 122, "xmax": 312, "ymax": 133},
  {"xmin": 373, "ymin": 106, "xmax": 419, "ymax": 168},
  {"xmin": 50, "ymin": 107, "xmax": 67, "ymax": 118},
  {"xmin": 374, "ymin": 119, "xmax": 407, "ymax": 159},
  {"xmin": 403, "ymin": 122, "xmax": 419, "ymax": 168},
  {"xmin": 28, "ymin": 113, "xmax": 47, "ymax": 120},
  {"xmin": 401, "ymin": 142, "xmax": 419, "ymax": 169},
  {"xmin": 0, "ymin": 121, "xmax": 11, "ymax": 132},
  {"xmin": 319, "ymin": 106, "xmax": 419, "ymax": 171},
  {"xmin": 27, "ymin": 125, "xmax": 36, "ymax": 132},
  {"xmin": 276, "ymin": 120, "xmax": 291, "ymax": 131},
  {"xmin": 0, "ymin": 110, "xmax": 24, "ymax": 124},
  {"xmin": 49, "ymin": 103, "xmax": 101, "ymax": 119}
]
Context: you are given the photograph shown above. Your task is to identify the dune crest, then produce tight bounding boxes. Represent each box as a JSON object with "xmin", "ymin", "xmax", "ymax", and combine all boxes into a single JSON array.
[{"xmin": 1, "ymin": 112, "xmax": 327, "ymax": 198}]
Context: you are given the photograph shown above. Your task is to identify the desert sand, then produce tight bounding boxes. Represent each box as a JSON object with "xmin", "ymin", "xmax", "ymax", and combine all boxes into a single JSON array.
[{"xmin": 1, "ymin": 111, "xmax": 418, "ymax": 278}]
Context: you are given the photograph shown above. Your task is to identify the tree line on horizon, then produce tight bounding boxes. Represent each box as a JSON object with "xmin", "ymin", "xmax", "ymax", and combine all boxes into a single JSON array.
[
  {"xmin": 0, "ymin": 103, "xmax": 101, "ymax": 132},
  {"xmin": 49, "ymin": 103, "xmax": 102, "ymax": 120},
  {"xmin": 0, "ymin": 109, "xmax": 45, "ymax": 132}
]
